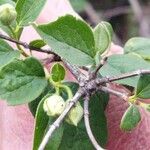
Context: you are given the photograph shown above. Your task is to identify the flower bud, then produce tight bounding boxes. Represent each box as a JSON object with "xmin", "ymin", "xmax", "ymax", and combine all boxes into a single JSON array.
[
  {"xmin": 65, "ymin": 100, "xmax": 83, "ymax": 126},
  {"xmin": 0, "ymin": 4, "xmax": 17, "ymax": 26},
  {"xmin": 43, "ymin": 95, "xmax": 65, "ymax": 117}
]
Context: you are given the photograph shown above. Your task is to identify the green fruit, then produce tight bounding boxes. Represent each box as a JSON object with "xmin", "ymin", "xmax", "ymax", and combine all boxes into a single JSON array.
[
  {"xmin": 0, "ymin": 4, "xmax": 17, "ymax": 26},
  {"xmin": 43, "ymin": 94, "xmax": 65, "ymax": 117},
  {"xmin": 65, "ymin": 100, "xmax": 83, "ymax": 126}
]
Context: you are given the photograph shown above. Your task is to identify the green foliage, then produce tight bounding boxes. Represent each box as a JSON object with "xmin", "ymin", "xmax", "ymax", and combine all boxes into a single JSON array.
[
  {"xmin": 0, "ymin": 57, "xmax": 47, "ymax": 105},
  {"xmin": 58, "ymin": 121, "xmax": 93, "ymax": 150},
  {"xmin": 89, "ymin": 92, "xmax": 109, "ymax": 147},
  {"xmin": 36, "ymin": 15, "xmax": 95, "ymax": 66},
  {"xmin": 0, "ymin": 3, "xmax": 150, "ymax": 148},
  {"xmin": 51, "ymin": 63, "xmax": 66, "ymax": 82},
  {"xmin": 136, "ymin": 74, "xmax": 150, "ymax": 99},
  {"xmin": 0, "ymin": 39, "xmax": 20, "ymax": 68},
  {"xmin": 16, "ymin": 0, "xmax": 46, "ymax": 26},
  {"xmin": 120, "ymin": 104, "xmax": 141, "ymax": 131},
  {"xmin": 94, "ymin": 21, "xmax": 113, "ymax": 54},
  {"xmin": 29, "ymin": 39, "xmax": 46, "ymax": 49},
  {"xmin": 124, "ymin": 37, "xmax": 150, "ymax": 60}
]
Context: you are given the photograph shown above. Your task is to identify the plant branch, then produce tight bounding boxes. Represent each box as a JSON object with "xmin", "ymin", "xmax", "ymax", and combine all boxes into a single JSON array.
[
  {"xmin": 98, "ymin": 86, "xmax": 128, "ymax": 101},
  {"xmin": 96, "ymin": 69, "xmax": 150, "ymax": 84},
  {"xmin": 91, "ymin": 56, "xmax": 107, "ymax": 78},
  {"xmin": 0, "ymin": 32, "xmax": 56, "ymax": 55},
  {"xmin": 80, "ymin": 66, "xmax": 89, "ymax": 72},
  {"xmin": 84, "ymin": 95, "xmax": 104, "ymax": 150},
  {"xmin": 40, "ymin": 55, "xmax": 61, "ymax": 65},
  {"xmin": 38, "ymin": 89, "xmax": 85, "ymax": 150}
]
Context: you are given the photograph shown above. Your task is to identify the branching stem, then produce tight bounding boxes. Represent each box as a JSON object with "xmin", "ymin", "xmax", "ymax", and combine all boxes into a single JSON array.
[
  {"xmin": 1, "ymin": 33, "xmax": 150, "ymax": 150},
  {"xmin": 84, "ymin": 95, "xmax": 104, "ymax": 150}
]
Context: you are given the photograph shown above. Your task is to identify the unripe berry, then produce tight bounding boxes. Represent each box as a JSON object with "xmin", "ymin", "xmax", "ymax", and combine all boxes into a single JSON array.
[
  {"xmin": 43, "ymin": 95, "xmax": 65, "ymax": 117},
  {"xmin": 0, "ymin": 4, "xmax": 17, "ymax": 26},
  {"xmin": 65, "ymin": 100, "xmax": 83, "ymax": 126}
]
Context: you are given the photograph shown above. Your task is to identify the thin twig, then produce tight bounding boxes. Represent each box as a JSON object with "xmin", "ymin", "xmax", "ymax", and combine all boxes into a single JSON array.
[
  {"xmin": 91, "ymin": 57, "xmax": 107, "ymax": 78},
  {"xmin": 40, "ymin": 55, "xmax": 61, "ymax": 65},
  {"xmin": 98, "ymin": 86, "xmax": 128, "ymax": 101},
  {"xmin": 38, "ymin": 89, "xmax": 84, "ymax": 150},
  {"xmin": 84, "ymin": 95, "xmax": 104, "ymax": 150},
  {"xmin": 0, "ymin": 32, "xmax": 56, "ymax": 55},
  {"xmin": 96, "ymin": 69, "xmax": 150, "ymax": 84},
  {"xmin": 80, "ymin": 66, "xmax": 89, "ymax": 72}
]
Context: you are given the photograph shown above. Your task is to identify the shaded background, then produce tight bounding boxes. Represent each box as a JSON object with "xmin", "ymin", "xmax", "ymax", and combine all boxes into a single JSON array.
[{"xmin": 69, "ymin": 0, "xmax": 150, "ymax": 45}]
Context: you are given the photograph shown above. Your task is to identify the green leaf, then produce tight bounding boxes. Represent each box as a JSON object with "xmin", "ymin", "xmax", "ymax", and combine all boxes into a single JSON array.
[
  {"xmin": 136, "ymin": 74, "xmax": 150, "ymax": 99},
  {"xmin": 29, "ymin": 39, "xmax": 46, "ymax": 49},
  {"xmin": 33, "ymin": 94, "xmax": 50, "ymax": 150},
  {"xmin": 59, "ymin": 121, "xmax": 93, "ymax": 150},
  {"xmin": 89, "ymin": 92, "xmax": 109, "ymax": 147},
  {"xmin": 16, "ymin": 0, "xmax": 46, "ymax": 26},
  {"xmin": 120, "ymin": 104, "xmax": 141, "ymax": 131},
  {"xmin": 51, "ymin": 63, "xmax": 65, "ymax": 82},
  {"xmin": 33, "ymin": 94, "xmax": 64, "ymax": 150},
  {"xmin": 0, "ymin": 39, "xmax": 20, "ymax": 68},
  {"xmin": 124, "ymin": 37, "xmax": 150, "ymax": 60},
  {"xmin": 100, "ymin": 54, "xmax": 150, "ymax": 87},
  {"xmin": 94, "ymin": 21, "xmax": 113, "ymax": 54},
  {"xmin": 0, "ymin": 57, "xmax": 47, "ymax": 105},
  {"xmin": 35, "ymin": 15, "xmax": 95, "ymax": 66}
]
